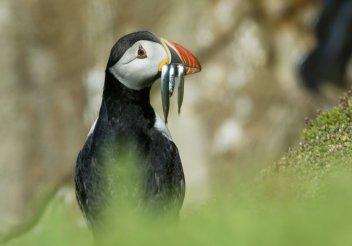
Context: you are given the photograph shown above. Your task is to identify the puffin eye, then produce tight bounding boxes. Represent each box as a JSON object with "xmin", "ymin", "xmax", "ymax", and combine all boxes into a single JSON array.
[{"xmin": 137, "ymin": 46, "xmax": 147, "ymax": 58}]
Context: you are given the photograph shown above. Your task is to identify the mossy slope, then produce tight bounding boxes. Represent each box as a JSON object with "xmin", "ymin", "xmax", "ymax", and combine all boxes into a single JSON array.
[{"xmin": 263, "ymin": 91, "xmax": 352, "ymax": 198}]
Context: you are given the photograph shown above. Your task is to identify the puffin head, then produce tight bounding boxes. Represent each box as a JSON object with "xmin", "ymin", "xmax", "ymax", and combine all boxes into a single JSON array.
[{"xmin": 106, "ymin": 31, "xmax": 201, "ymax": 90}]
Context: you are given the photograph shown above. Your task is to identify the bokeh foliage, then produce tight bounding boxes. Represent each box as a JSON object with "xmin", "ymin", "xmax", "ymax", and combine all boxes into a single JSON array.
[{"xmin": 3, "ymin": 92, "xmax": 352, "ymax": 245}]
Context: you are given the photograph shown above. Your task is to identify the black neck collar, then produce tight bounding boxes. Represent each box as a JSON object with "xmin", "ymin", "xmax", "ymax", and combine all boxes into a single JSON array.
[
  {"xmin": 100, "ymin": 72, "xmax": 155, "ymax": 123},
  {"xmin": 103, "ymin": 72, "xmax": 151, "ymax": 104}
]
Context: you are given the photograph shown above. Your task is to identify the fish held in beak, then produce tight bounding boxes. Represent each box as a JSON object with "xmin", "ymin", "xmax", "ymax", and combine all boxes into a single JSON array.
[{"xmin": 159, "ymin": 38, "xmax": 201, "ymax": 123}]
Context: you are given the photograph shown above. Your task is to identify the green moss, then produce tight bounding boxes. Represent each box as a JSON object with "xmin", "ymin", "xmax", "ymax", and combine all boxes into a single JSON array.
[{"xmin": 263, "ymin": 91, "xmax": 352, "ymax": 198}]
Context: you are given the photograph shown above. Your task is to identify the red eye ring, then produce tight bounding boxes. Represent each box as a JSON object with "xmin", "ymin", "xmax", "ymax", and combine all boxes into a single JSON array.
[{"xmin": 137, "ymin": 46, "xmax": 147, "ymax": 58}]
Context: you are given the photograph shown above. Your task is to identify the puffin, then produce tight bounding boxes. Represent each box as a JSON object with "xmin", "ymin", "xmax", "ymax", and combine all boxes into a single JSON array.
[{"xmin": 75, "ymin": 31, "xmax": 201, "ymax": 228}]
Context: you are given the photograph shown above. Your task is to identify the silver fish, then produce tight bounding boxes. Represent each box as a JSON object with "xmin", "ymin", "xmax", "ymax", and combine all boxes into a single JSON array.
[
  {"xmin": 177, "ymin": 64, "xmax": 185, "ymax": 114},
  {"xmin": 169, "ymin": 64, "xmax": 176, "ymax": 96},
  {"xmin": 161, "ymin": 64, "xmax": 170, "ymax": 123}
]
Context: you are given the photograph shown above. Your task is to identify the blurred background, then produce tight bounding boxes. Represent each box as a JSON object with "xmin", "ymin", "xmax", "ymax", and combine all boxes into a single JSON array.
[{"xmin": 0, "ymin": 0, "xmax": 351, "ymax": 234}]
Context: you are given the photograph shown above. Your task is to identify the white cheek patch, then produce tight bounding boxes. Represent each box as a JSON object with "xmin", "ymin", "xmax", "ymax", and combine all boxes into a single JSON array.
[{"xmin": 109, "ymin": 40, "xmax": 167, "ymax": 90}]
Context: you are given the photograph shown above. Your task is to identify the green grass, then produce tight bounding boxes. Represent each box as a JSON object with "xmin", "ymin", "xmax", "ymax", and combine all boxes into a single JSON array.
[
  {"xmin": 2, "ymin": 174, "xmax": 352, "ymax": 246},
  {"xmin": 3, "ymin": 92, "xmax": 352, "ymax": 245}
]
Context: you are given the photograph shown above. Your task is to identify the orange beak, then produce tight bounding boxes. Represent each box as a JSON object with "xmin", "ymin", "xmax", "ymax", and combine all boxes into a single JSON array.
[{"xmin": 159, "ymin": 38, "xmax": 202, "ymax": 75}]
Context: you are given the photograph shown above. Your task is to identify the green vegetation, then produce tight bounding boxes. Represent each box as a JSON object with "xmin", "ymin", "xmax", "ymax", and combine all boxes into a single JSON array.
[
  {"xmin": 3, "ymin": 92, "xmax": 352, "ymax": 246},
  {"xmin": 263, "ymin": 91, "xmax": 352, "ymax": 199}
]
